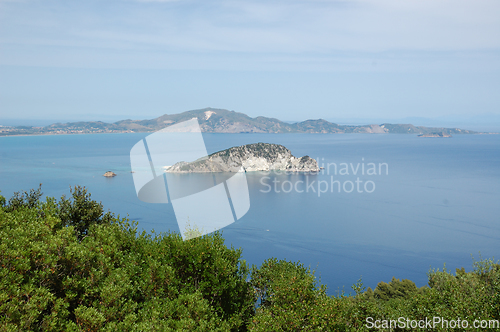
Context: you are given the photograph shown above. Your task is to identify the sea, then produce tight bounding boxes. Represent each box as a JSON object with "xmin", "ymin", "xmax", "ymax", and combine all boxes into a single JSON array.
[{"xmin": 1, "ymin": 132, "xmax": 499, "ymax": 294}]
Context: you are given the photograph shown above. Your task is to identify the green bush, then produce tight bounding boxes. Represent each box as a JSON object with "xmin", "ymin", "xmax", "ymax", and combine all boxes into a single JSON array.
[
  {"xmin": 1, "ymin": 187, "xmax": 498, "ymax": 331},
  {"xmin": 368, "ymin": 277, "xmax": 426, "ymax": 301},
  {"xmin": 249, "ymin": 258, "xmax": 346, "ymax": 331},
  {"xmin": 0, "ymin": 187, "xmax": 253, "ymax": 331},
  {"xmin": 342, "ymin": 258, "xmax": 500, "ymax": 331}
]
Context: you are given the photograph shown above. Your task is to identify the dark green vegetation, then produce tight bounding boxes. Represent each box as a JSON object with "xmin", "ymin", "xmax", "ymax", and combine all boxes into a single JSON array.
[
  {"xmin": 0, "ymin": 108, "xmax": 477, "ymax": 136},
  {"xmin": 1, "ymin": 187, "xmax": 499, "ymax": 331},
  {"xmin": 167, "ymin": 143, "xmax": 318, "ymax": 173}
]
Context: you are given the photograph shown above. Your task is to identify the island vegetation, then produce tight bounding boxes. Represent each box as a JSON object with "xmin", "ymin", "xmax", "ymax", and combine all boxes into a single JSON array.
[
  {"xmin": 1, "ymin": 186, "xmax": 499, "ymax": 331},
  {"xmin": 165, "ymin": 143, "xmax": 319, "ymax": 173}
]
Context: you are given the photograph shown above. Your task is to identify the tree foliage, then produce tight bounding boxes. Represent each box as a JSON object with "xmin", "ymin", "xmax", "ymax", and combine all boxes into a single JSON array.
[
  {"xmin": 249, "ymin": 258, "xmax": 346, "ymax": 331},
  {"xmin": 365, "ymin": 277, "xmax": 426, "ymax": 301},
  {"xmin": 0, "ymin": 186, "xmax": 253, "ymax": 331},
  {"xmin": 56, "ymin": 186, "xmax": 114, "ymax": 240},
  {"xmin": 0, "ymin": 187, "xmax": 499, "ymax": 331}
]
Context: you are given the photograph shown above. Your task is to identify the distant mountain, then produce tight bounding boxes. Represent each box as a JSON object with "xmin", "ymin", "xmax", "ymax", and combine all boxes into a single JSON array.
[
  {"xmin": 0, "ymin": 107, "xmax": 481, "ymax": 136},
  {"xmin": 116, "ymin": 108, "xmax": 293, "ymax": 133}
]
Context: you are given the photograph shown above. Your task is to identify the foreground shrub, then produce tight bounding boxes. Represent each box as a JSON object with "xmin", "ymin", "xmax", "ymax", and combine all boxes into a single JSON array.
[
  {"xmin": 341, "ymin": 257, "xmax": 500, "ymax": 331},
  {"xmin": 0, "ymin": 187, "xmax": 253, "ymax": 331},
  {"xmin": 249, "ymin": 258, "xmax": 347, "ymax": 331},
  {"xmin": 1, "ymin": 187, "xmax": 498, "ymax": 331}
]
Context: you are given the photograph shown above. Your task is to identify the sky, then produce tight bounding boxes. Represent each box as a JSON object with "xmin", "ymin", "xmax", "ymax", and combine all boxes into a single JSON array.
[{"xmin": 0, "ymin": 0, "xmax": 499, "ymax": 127}]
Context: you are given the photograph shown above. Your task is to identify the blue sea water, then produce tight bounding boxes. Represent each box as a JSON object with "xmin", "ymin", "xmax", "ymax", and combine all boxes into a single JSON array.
[{"xmin": 1, "ymin": 133, "xmax": 499, "ymax": 293}]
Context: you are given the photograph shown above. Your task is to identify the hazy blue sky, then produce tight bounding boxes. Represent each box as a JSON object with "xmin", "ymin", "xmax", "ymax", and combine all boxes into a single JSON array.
[{"xmin": 1, "ymin": 0, "xmax": 499, "ymax": 125}]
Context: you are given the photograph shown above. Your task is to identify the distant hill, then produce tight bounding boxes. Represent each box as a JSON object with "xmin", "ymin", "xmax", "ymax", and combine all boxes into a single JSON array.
[{"xmin": 0, "ymin": 107, "xmax": 480, "ymax": 136}]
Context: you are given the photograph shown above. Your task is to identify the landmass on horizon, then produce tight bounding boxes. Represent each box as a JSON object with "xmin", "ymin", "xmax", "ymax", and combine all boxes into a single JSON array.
[
  {"xmin": 418, "ymin": 132, "xmax": 452, "ymax": 138},
  {"xmin": 0, "ymin": 107, "xmax": 484, "ymax": 136}
]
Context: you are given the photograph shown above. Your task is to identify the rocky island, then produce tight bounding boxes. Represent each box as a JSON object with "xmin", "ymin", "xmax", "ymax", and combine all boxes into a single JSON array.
[
  {"xmin": 164, "ymin": 143, "xmax": 319, "ymax": 173},
  {"xmin": 103, "ymin": 171, "xmax": 117, "ymax": 177}
]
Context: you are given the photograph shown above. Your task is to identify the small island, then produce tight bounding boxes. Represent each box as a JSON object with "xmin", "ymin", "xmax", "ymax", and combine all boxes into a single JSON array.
[
  {"xmin": 418, "ymin": 132, "xmax": 452, "ymax": 138},
  {"xmin": 164, "ymin": 142, "xmax": 319, "ymax": 173},
  {"xmin": 103, "ymin": 171, "xmax": 117, "ymax": 177}
]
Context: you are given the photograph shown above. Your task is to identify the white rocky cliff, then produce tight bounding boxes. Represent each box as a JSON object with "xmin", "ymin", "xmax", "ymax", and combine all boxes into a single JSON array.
[{"xmin": 164, "ymin": 143, "xmax": 319, "ymax": 173}]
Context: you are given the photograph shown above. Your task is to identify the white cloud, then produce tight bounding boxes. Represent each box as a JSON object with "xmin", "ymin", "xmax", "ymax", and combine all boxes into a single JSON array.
[{"xmin": 0, "ymin": 0, "xmax": 499, "ymax": 69}]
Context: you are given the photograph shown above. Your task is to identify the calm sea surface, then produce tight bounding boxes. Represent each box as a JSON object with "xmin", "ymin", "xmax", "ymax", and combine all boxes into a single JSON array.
[{"xmin": 1, "ymin": 133, "xmax": 499, "ymax": 293}]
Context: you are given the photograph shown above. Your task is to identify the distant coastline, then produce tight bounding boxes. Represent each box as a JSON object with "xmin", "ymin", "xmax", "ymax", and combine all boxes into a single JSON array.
[
  {"xmin": 418, "ymin": 132, "xmax": 452, "ymax": 138},
  {"xmin": 0, "ymin": 107, "xmax": 487, "ymax": 137}
]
